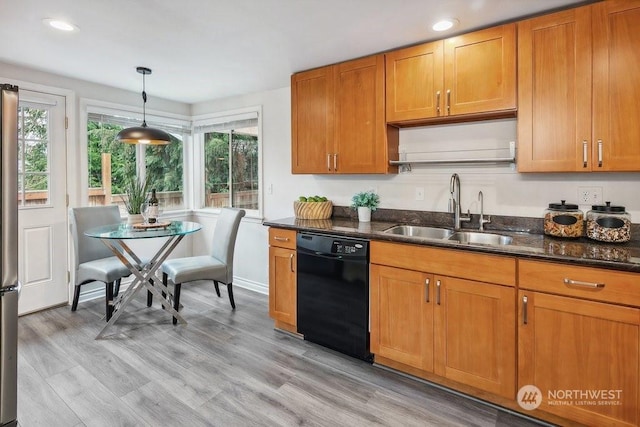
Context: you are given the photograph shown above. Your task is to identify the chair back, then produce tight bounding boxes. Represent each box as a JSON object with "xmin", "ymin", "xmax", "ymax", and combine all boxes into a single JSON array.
[
  {"xmin": 210, "ymin": 208, "xmax": 246, "ymax": 283},
  {"xmin": 69, "ymin": 205, "xmax": 122, "ymax": 270}
]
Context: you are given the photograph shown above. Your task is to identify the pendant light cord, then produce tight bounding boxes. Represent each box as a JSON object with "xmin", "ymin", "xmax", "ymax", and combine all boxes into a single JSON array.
[{"xmin": 141, "ymin": 72, "xmax": 148, "ymax": 127}]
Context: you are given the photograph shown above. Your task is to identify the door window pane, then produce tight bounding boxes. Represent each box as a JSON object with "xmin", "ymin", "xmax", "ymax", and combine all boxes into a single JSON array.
[{"xmin": 18, "ymin": 106, "xmax": 50, "ymax": 206}]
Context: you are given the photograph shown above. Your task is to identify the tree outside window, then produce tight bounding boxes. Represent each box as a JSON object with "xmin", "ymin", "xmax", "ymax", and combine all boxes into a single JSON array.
[{"xmin": 204, "ymin": 127, "xmax": 258, "ymax": 210}]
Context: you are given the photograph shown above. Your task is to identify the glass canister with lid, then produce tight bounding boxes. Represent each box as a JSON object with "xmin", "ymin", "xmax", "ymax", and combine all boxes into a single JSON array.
[
  {"xmin": 544, "ymin": 200, "xmax": 584, "ymax": 238},
  {"xmin": 586, "ymin": 202, "xmax": 631, "ymax": 243}
]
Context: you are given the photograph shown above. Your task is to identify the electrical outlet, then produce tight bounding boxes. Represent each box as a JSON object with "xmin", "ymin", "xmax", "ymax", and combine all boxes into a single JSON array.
[
  {"xmin": 415, "ymin": 187, "xmax": 425, "ymax": 201},
  {"xmin": 577, "ymin": 186, "xmax": 603, "ymax": 205}
]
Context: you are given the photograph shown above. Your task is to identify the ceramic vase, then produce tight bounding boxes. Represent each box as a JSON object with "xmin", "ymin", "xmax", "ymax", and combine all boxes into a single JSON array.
[{"xmin": 357, "ymin": 206, "xmax": 372, "ymax": 222}]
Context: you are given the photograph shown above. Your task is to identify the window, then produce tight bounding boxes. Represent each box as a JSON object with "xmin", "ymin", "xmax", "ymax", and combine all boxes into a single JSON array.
[
  {"xmin": 86, "ymin": 110, "xmax": 189, "ymax": 214},
  {"xmin": 18, "ymin": 103, "xmax": 50, "ymax": 207},
  {"xmin": 195, "ymin": 110, "xmax": 260, "ymax": 213}
]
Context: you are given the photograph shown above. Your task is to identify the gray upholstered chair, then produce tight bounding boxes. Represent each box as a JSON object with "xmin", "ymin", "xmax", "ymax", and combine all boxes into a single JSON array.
[
  {"xmin": 69, "ymin": 205, "xmax": 131, "ymax": 321},
  {"xmin": 160, "ymin": 207, "xmax": 246, "ymax": 324}
]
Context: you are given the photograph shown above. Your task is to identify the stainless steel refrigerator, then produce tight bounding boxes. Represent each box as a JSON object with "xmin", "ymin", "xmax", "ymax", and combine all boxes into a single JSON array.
[{"xmin": 0, "ymin": 84, "xmax": 19, "ymax": 427}]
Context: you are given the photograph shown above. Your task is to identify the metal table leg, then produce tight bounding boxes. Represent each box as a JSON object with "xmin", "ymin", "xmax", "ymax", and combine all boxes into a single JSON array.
[{"xmin": 95, "ymin": 234, "xmax": 187, "ymax": 339}]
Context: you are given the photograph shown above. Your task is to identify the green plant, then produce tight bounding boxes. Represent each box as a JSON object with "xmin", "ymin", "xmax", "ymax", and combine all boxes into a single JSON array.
[
  {"xmin": 351, "ymin": 190, "xmax": 380, "ymax": 211},
  {"xmin": 121, "ymin": 176, "xmax": 149, "ymax": 214}
]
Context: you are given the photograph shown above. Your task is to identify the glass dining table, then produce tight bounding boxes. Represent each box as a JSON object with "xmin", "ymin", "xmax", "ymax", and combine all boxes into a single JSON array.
[{"xmin": 85, "ymin": 220, "xmax": 202, "ymax": 339}]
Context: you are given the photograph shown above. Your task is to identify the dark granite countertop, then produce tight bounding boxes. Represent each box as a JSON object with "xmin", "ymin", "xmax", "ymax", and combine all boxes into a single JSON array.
[{"xmin": 264, "ymin": 208, "xmax": 640, "ymax": 273}]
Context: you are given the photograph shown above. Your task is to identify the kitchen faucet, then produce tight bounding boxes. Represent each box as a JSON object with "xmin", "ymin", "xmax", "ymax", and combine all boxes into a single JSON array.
[
  {"xmin": 449, "ymin": 173, "xmax": 471, "ymax": 230},
  {"xmin": 478, "ymin": 191, "xmax": 491, "ymax": 231}
]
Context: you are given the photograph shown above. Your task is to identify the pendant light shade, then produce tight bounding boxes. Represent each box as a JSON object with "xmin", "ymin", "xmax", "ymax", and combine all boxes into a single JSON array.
[{"xmin": 117, "ymin": 67, "xmax": 171, "ymax": 145}]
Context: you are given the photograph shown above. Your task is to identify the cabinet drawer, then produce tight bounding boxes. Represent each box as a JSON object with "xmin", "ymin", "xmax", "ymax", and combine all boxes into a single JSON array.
[
  {"xmin": 268, "ymin": 228, "xmax": 296, "ymax": 249},
  {"xmin": 518, "ymin": 259, "xmax": 640, "ymax": 307},
  {"xmin": 371, "ymin": 241, "xmax": 516, "ymax": 286}
]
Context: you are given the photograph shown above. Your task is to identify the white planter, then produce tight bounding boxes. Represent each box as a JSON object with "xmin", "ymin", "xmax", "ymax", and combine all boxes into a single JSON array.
[
  {"xmin": 127, "ymin": 213, "xmax": 144, "ymax": 224},
  {"xmin": 357, "ymin": 206, "xmax": 372, "ymax": 222}
]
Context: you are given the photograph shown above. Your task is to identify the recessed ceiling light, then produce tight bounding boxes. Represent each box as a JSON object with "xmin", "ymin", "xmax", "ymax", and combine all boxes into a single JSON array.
[
  {"xmin": 432, "ymin": 18, "xmax": 459, "ymax": 32},
  {"xmin": 42, "ymin": 18, "xmax": 78, "ymax": 32}
]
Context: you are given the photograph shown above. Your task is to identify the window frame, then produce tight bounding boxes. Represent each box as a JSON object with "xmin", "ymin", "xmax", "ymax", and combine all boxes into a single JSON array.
[
  {"xmin": 192, "ymin": 105, "xmax": 263, "ymax": 218},
  {"xmin": 80, "ymin": 99, "xmax": 192, "ymax": 214}
]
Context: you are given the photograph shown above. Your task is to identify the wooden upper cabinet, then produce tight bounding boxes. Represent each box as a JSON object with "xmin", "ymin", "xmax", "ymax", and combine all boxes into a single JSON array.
[
  {"xmin": 592, "ymin": 0, "xmax": 640, "ymax": 171},
  {"xmin": 385, "ymin": 24, "xmax": 516, "ymax": 125},
  {"xmin": 517, "ymin": 6, "xmax": 592, "ymax": 172},
  {"xmin": 518, "ymin": 0, "xmax": 640, "ymax": 172},
  {"xmin": 385, "ymin": 41, "xmax": 444, "ymax": 122},
  {"xmin": 444, "ymin": 24, "xmax": 517, "ymax": 116},
  {"xmin": 291, "ymin": 55, "xmax": 398, "ymax": 174},
  {"xmin": 334, "ymin": 55, "xmax": 392, "ymax": 173},
  {"xmin": 291, "ymin": 66, "xmax": 334, "ymax": 174}
]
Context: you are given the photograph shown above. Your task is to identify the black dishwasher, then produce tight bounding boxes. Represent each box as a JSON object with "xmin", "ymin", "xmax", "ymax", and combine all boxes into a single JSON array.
[{"xmin": 296, "ymin": 232, "xmax": 372, "ymax": 362}]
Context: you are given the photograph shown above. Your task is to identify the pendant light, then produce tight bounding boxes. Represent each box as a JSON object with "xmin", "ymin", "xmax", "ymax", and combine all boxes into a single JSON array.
[{"xmin": 117, "ymin": 66, "xmax": 171, "ymax": 145}]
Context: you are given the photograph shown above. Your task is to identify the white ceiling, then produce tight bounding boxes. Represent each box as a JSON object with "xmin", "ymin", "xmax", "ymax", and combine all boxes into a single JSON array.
[{"xmin": 0, "ymin": 0, "xmax": 585, "ymax": 104}]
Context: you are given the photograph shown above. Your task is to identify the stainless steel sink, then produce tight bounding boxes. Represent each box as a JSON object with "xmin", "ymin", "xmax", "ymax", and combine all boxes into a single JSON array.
[
  {"xmin": 447, "ymin": 231, "xmax": 513, "ymax": 246},
  {"xmin": 383, "ymin": 225, "xmax": 454, "ymax": 240}
]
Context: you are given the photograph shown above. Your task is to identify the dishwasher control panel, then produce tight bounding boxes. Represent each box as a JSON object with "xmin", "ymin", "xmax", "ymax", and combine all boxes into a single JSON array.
[{"xmin": 297, "ymin": 232, "xmax": 369, "ymax": 260}]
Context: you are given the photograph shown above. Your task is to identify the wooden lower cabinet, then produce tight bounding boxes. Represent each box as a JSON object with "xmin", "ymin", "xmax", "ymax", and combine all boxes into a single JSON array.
[
  {"xmin": 370, "ymin": 264, "xmax": 434, "ymax": 372},
  {"xmin": 518, "ymin": 291, "xmax": 640, "ymax": 426},
  {"xmin": 268, "ymin": 228, "xmax": 297, "ymax": 332},
  {"xmin": 435, "ymin": 276, "xmax": 516, "ymax": 399},
  {"xmin": 370, "ymin": 259, "xmax": 516, "ymax": 399}
]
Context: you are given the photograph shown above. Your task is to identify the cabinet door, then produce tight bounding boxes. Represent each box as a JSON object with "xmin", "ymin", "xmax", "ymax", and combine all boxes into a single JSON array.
[
  {"xmin": 519, "ymin": 291, "xmax": 640, "ymax": 426},
  {"xmin": 434, "ymin": 276, "xmax": 516, "ymax": 399},
  {"xmin": 370, "ymin": 264, "xmax": 434, "ymax": 372},
  {"xmin": 385, "ymin": 41, "xmax": 444, "ymax": 122},
  {"xmin": 517, "ymin": 6, "xmax": 593, "ymax": 172},
  {"xmin": 592, "ymin": 0, "xmax": 640, "ymax": 171},
  {"xmin": 268, "ymin": 246, "xmax": 296, "ymax": 328},
  {"xmin": 444, "ymin": 24, "xmax": 516, "ymax": 116},
  {"xmin": 334, "ymin": 55, "xmax": 389, "ymax": 173},
  {"xmin": 291, "ymin": 66, "xmax": 334, "ymax": 174}
]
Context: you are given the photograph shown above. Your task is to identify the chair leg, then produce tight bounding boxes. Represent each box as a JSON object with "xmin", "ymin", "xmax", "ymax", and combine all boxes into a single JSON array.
[
  {"xmin": 227, "ymin": 282, "xmax": 236, "ymax": 310},
  {"xmin": 161, "ymin": 273, "xmax": 168, "ymax": 310},
  {"xmin": 71, "ymin": 285, "xmax": 81, "ymax": 311},
  {"xmin": 213, "ymin": 280, "xmax": 221, "ymax": 297},
  {"xmin": 114, "ymin": 279, "xmax": 121, "ymax": 297},
  {"xmin": 172, "ymin": 283, "xmax": 182, "ymax": 325},
  {"xmin": 146, "ymin": 277, "xmax": 155, "ymax": 307},
  {"xmin": 106, "ymin": 282, "xmax": 114, "ymax": 321}
]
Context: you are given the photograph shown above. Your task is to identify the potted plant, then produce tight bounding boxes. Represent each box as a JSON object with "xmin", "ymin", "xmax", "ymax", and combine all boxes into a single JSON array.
[
  {"xmin": 351, "ymin": 190, "xmax": 380, "ymax": 222},
  {"xmin": 121, "ymin": 176, "xmax": 149, "ymax": 223}
]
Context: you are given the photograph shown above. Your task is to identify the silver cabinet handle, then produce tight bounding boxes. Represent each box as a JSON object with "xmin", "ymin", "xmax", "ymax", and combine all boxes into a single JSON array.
[
  {"xmin": 446, "ymin": 89, "xmax": 451, "ymax": 115},
  {"xmin": 327, "ymin": 154, "xmax": 332, "ymax": 171},
  {"xmin": 273, "ymin": 236, "xmax": 289, "ymax": 242},
  {"xmin": 523, "ymin": 295, "xmax": 528, "ymax": 325},
  {"xmin": 597, "ymin": 139, "xmax": 603, "ymax": 167},
  {"xmin": 289, "ymin": 253, "xmax": 294, "ymax": 272},
  {"xmin": 563, "ymin": 278, "xmax": 605, "ymax": 289},
  {"xmin": 333, "ymin": 153, "xmax": 338, "ymax": 171},
  {"xmin": 436, "ymin": 280, "xmax": 441, "ymax": 305},
  {"xmin": 436, "ymin": 91, "xmax": 441, "ymax": 115},
  {"xmin": 425, "ymin": 278, "xmax": 430, "ymax": 303},
  {"xmin": 582, "ymin": 140, "xmax": 588, "ymax": 168}
]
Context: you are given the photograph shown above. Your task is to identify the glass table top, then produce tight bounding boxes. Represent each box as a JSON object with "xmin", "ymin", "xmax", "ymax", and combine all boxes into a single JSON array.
[{"xmin": 85, "ymin": 220, "xmax": 202, "ymax": 240}]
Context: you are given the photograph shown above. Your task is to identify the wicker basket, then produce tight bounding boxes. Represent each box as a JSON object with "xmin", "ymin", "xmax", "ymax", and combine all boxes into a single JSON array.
[{"xmin": 293, "ymin": 200, "xmax": 333, "ymax": 220}]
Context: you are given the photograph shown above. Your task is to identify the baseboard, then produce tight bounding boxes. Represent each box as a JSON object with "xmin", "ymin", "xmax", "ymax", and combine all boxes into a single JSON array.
[{"xmin": 233, "ymin": 276, "xmax": 268, "ymax": 295}]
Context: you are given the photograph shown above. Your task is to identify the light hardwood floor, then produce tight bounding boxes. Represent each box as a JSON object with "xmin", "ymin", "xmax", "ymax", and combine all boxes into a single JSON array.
[{"xmin": 17, "ymin": 283, "xmax": 547, "ymax": 427}]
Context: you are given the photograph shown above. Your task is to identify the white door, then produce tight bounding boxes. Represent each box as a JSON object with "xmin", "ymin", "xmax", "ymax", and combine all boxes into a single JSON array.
[{"xmin": 17, "ymin": 90, "xmax": 68, "ymax": 315}]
